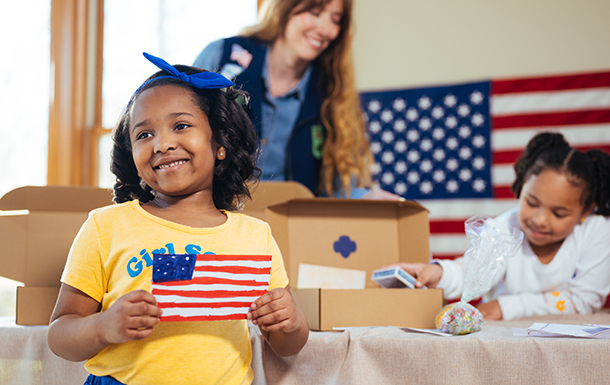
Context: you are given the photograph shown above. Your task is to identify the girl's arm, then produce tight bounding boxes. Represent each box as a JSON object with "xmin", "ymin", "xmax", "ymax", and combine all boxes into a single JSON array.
[
  {"xmin": 497, "ymin": 257, "xmax": 610, "ymax": 320},
  {"xmin": 47, "ymin": 283, "xmax": 162, "ymax": 361},
  {"xmin": 247, "ymin": 286, "xmax": 309, "ymax": 357},
  {"xmin": 497, "ymin": 216, "xmax": 610, "ymax": 320}
]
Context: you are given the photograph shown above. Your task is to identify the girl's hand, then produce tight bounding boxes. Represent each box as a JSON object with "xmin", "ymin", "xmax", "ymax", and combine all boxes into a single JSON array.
[
  {"xmin": 381, "ymin": 262, "xmax": 444, "ymax": 288},
  {"xmin": 247, "ymin": 287, "xmax": 303, "ymax": 333},
  {"xmin": 247, "ymin": 287, "xmax": 309, "ymax": 357},
  {"xmin": 476, "ymin": 300, "xmax": 503, "ymax": 320},
  {"xmin": 98, "ymin": 290, "xmax": 163, "ymax": 344},
  {"xmin": 48, "ymin": 284, "xmax": 163, "ymax": 361}
]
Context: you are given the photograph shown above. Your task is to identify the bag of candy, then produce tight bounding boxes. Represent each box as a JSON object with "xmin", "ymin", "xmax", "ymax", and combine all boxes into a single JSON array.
[{"xmin": 435, "ymin": 216, "xmax": 523, "ymax": 334}]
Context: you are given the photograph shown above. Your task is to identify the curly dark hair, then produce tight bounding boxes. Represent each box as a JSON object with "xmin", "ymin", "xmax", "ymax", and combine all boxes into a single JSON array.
[
  {"xmin": 511, "ymin": 131, "xmax": 610, "ymax": 215},
  {"xmin": 110, "ymin": 65, "xmax": 260, "ymax": 210}
]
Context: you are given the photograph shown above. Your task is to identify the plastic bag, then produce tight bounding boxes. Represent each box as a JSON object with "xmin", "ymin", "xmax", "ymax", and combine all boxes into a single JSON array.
[{"xmin": 435, "ymin": 216, "xmax": 523, "ymax": 334}]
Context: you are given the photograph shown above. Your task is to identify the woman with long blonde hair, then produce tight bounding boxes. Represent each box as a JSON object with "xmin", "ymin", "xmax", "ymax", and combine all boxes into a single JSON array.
[{"xmin": 194, "ymin": 0, "xmax": 398, "ymax": 199}]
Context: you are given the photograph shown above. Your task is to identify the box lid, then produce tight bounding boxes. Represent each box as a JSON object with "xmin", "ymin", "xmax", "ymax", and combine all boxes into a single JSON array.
[
  {"xmin": 271, "ymin": 197, "xmax": 428, "ymax": 211},
  {"xmin": 0, "ymin": 185, "xmax": 114, "ymax": 212},
  {"xmin": 0, "ymin": 186, "xmax": 115, "ymax": 286}
]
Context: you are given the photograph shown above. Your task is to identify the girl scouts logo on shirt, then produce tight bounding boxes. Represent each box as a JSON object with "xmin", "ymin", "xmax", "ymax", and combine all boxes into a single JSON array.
[{"xmin": 311, "ymin": 124, "xmax": 324, "ymax": 160}]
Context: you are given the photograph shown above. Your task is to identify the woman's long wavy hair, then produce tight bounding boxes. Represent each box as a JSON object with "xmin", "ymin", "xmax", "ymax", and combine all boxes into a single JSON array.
[
  {"xmin": 241, "ymin": 0, "xmax": 372, "ymax": 195},
  {"xmin": 111, "ymin": 65, "xmax": 260, "ymax": 210}
]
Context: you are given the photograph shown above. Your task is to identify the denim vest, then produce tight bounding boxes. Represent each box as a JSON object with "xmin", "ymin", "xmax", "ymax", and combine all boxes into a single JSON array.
[{"xmin": 219, "ymin": 36, "xmax": 325, "ymax": 195}]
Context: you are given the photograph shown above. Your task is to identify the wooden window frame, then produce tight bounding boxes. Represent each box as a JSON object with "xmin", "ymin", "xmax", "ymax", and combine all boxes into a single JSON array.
[
  {"xmin": 48, "ymin": 0, "xmax": 104, "ymax": 186},
  {"xmin": 48, "ymin": 0, "xmax": 261, "ymax": 187}
]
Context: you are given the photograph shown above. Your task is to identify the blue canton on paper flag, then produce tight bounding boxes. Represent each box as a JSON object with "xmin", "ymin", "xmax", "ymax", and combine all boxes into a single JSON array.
[{"xmin": 361, "ymin": 82, "xmax": 492, "ymax": 200}]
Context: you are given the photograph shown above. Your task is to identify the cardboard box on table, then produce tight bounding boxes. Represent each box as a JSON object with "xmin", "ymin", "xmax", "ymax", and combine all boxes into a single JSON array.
[
  {"xmin": 0, "ymin": 186, "xmax": 114, "ymax": 325},
  {"xmin": 265, "ymin": 198, "xmax": 443, "ymax": 331}
]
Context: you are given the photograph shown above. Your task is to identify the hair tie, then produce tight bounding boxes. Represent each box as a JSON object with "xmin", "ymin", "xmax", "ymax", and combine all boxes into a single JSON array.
[
  {"xmin": 125, "ymin": 52, "xmax": 234, "ymax": 114},
  {"xmin": 142, "ymin": 52, "xmax": 233, "ymax": 89}
]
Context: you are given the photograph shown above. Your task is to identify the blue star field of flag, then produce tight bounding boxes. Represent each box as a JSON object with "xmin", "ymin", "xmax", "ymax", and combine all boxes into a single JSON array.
[{"xmin": 361, "ymin": 81, "xmax": 492, "ymax": 200}]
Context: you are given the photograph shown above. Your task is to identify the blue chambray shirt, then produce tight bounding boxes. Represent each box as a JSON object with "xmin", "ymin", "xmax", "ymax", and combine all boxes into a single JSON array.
[{"xmin": 194, "ymin": 39, "xmax": 369, "ymax": 198}]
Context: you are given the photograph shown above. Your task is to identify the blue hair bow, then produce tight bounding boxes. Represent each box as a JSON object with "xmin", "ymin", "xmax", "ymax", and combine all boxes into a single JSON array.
[
  {"xmin": 142, "ymin": 52, "xmax": 234, "ymax": 89},
  {"xmin": 125, "ymin": 52, "xmax": 234, "ymax": 115}
]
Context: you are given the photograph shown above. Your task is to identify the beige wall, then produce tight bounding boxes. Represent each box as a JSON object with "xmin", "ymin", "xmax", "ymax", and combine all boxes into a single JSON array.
[{"xmin": 352, "ymin": 0, "xmax": 610, "ymax": 91}]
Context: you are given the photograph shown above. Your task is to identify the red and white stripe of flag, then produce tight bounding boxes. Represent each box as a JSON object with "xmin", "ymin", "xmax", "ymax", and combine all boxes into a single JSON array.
[{"xmin": 152, "ymin": 254, "xmax": 272, "ymax": 322}]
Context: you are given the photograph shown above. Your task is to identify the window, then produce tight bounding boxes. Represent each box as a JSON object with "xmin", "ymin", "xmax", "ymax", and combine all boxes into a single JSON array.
[
  {"xmin": 0, "ymin": 0, "xmax": 256, "ymax": 319},
  {"xmin": 0, "ymin": 1, "xmax": 50, "ymax": 199},
  {"xmin": 99, "ymin": 0, "xmax": 258, "ymax": 187},
  {"xmin": 0, "ymin": 0, "xmax": 51, "ymax": 317}
]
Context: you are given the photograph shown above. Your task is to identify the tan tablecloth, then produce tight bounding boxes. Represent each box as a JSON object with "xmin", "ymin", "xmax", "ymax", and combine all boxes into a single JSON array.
[
  {"xmin": 2, "ymin": 312, "xmax": 609, "ymax": 385},
  {"xmin": 250, "ymin": 311, "xmax": 610, "ymax": 385}
]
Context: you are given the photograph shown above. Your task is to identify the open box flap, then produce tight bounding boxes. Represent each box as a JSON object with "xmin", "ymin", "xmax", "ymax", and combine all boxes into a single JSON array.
[{"xmin": 0, "ymin": 185, "xmax": 113, "ymax": 212}]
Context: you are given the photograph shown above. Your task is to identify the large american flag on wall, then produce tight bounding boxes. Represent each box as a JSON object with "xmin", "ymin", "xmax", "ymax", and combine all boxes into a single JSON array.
[{"xmin": 361, "ymin": 70, "xmax": 610, "ymax": 261}]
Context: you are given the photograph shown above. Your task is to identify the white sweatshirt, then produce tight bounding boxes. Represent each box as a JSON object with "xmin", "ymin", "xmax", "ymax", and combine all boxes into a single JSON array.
[{"xmin": 435, "ymin": 207, "xmax": 610, "ymax": 320}]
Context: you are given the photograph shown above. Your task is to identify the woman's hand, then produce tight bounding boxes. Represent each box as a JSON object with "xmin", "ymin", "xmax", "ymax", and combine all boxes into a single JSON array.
[{"xmin": 362, "ymin": 188, "xmax": 405, "ymax": 201}]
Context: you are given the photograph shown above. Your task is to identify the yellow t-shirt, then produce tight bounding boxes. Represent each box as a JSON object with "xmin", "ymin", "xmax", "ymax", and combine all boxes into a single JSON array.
[{"xmin": 61, "ymin": 200, "xmax": 289, "ymax": 385}]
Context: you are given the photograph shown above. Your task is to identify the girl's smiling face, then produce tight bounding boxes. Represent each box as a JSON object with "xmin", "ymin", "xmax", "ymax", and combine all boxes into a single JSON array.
[
  {"xmin": 129, "ymin": 84, "xmax": 225, "ymax": 200},
  {"xmin": 517, "ymin": 169, "xmax": 591, "ymax": 251}
]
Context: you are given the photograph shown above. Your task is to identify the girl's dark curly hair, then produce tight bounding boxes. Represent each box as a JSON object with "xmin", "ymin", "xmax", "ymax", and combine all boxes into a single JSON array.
[
  {"xmin": 110, "ymin": 65, "xmax": 260, "ymax": 210},
  {"xmin": 511, "ymin": 131, "xmax": 610, "ymax": 215}
]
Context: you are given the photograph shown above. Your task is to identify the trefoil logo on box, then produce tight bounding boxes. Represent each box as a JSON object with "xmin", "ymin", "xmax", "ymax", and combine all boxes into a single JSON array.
[{"xmin": 334, "ymin": 235, "xmax": 356, "ymax": 258}]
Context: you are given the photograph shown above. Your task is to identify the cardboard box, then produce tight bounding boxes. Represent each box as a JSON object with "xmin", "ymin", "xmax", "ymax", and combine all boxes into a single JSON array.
[
  {"xmin": 16, "ymin": 286, "xmax": 61, "ymax": 326},
  {"xmin": 292, "ymin": 288, "xmax": 443, "ymax": 330},
  {"xmin": 266, "ymin": 198, "xmax": 431, "ymax": 287},
  {"xmin": 265, "ymin": 198, "xmax": 443, "ymax": 330},
  {"xmin": 239, "ymin": 181, "xmax": 314, "ymax": 221},
  {"xmin": 0, "ymin": 185, "xmax": 114, "ymax": 325}
]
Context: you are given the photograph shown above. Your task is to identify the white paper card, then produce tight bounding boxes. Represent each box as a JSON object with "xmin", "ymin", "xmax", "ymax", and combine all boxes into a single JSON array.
[
  {"xmin": 400, "ymin": 327, "xmax": 453, "ymax": 337},
  {"xmin": 332, "ymin": 326, "xmax": 453, "ymax": 337},
  {"xmin": 297, "ymin": 263, "xmax": 366, "ymax": 289},
  {"xmin": 522, "ymin": 323, "xmax": 610, "ymax": 339}
]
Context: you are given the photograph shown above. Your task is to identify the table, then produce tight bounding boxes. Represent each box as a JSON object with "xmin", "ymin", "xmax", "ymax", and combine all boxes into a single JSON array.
[
  {"xmin": 250, "ymin": 312, "xmax": 610, "ymax": 385},
  {"xmin": 2, "ymin": 312, "xmax": 609, "ymax": 385},
  {"xmin": 0, "ymin": 317, "xmax": 89, "ymax": 384}
]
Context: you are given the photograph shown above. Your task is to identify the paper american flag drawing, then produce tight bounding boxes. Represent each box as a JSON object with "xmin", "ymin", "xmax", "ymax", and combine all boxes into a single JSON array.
[
  {"xmin": 152, "ymin": 254, "xmax": 272, "ymax": 322},
  {"xmin": 361, "ymin": 70, "xmax": 610, "ymax": 261}
]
